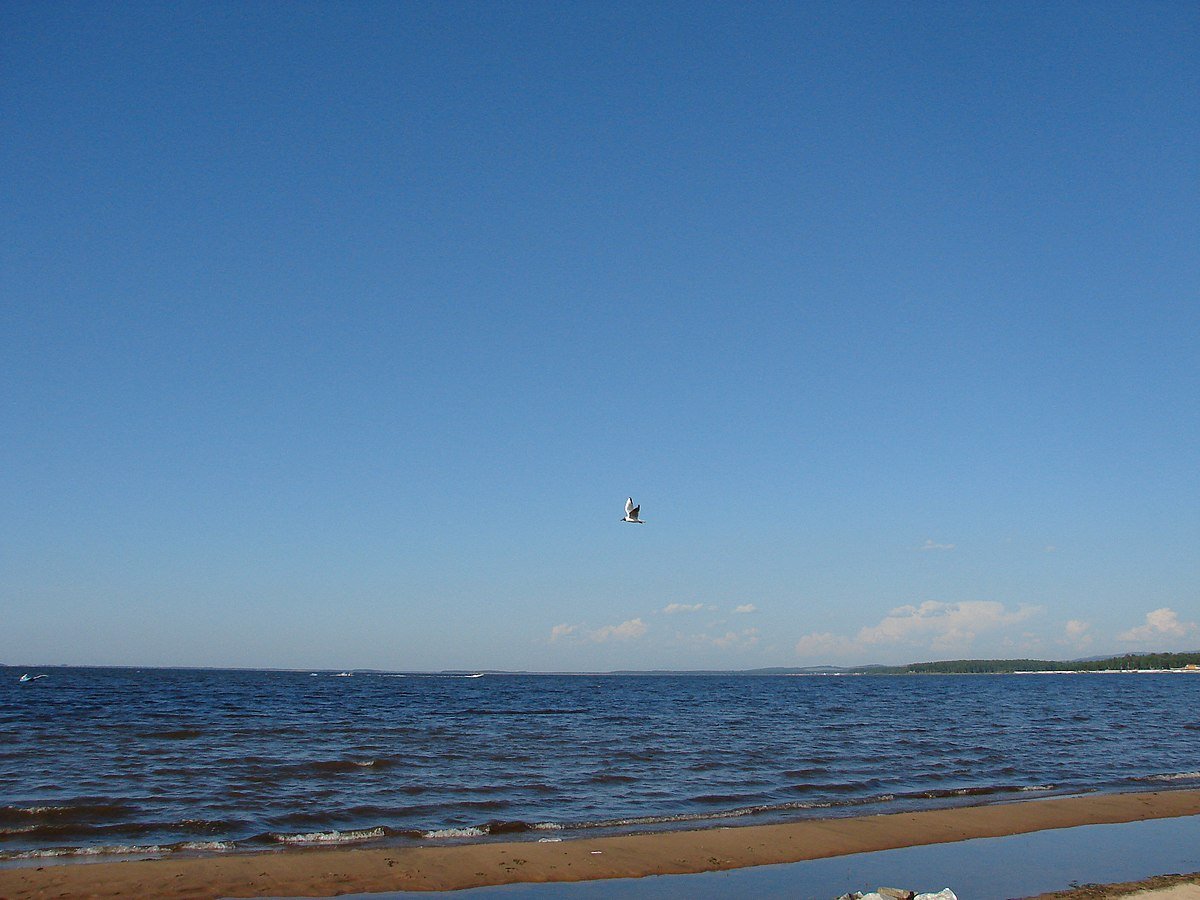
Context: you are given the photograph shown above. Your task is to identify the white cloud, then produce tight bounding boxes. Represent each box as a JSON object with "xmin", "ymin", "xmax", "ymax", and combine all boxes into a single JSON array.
[
  {"xmin": 795, "ymin": 600, "xmax": 1039, "ymax": 663},
  {"xmin": 1059, "ymin": 619, "xmax": 1092, "ymax": 647},
  {"xmin": 733, "ymin": 604, "xmax": 757, "ymax": 614},
  {"xmin": 1064, "ymin": 619, "xmax": 1090, "ymax": 639},
  {"xmin": 713, "ymin": 628, "xmax": 759, "ymax": 649},
  {"xmin": 857, "ymin": 600, "xmax": 1036, "ymax": 650},
  {"xmin": 662, "ymin": 603, "xmax": 705, "ymax": 615},
  {"xmin": 548, "ymin": 623, "xmax": 577, "ymax": 642},
  {"xmin": 918, "ymin": 539, "xmax": 955, "ymax": 552},
  {"xmin": 591, "ymin": 618, "xmax": 648, "ymax": 642},
  {"xmin": 794, "ymin": 631, "xmax": 859, "ymax": 658},
  {"xmin": 1119, "ymin": 608, "xmax": 1197, "ymax": 643},
  {"xmin": 682, "ymin": 627, "xmax": 760, "ymax": 650}
]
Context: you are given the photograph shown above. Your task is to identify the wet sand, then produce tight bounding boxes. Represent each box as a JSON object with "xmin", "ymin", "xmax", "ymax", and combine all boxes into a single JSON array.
[
  {"xmin": 1037, "ymin": 873, "xmax": 1200, "ymax": 898},
  {"xmin": 3, "ymin": 789, "xmax": 1200, "ymax": 899}
]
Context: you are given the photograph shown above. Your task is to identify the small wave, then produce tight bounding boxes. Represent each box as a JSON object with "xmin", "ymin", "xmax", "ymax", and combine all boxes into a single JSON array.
[
  {"xmin": 459, "ymin": 708, "xmax": 588, "ymax": 717},
  {"xmin": 139, "ymin": 729, "xmax": 204, "ymax": 740},
  {"xmin": 0, "ymin": 837, "xmax": 240, "ymax": 862},
  {"xmin": 0, "ymin": 843, "xmax": 168, "ymax": 860},
  {"xmin": 176, "ymin": 840, "xmax": 237, "ymax": 852},
  {"xmin": 0, "ymin": 802, "xmax": 138, "ymax": 825},
  {"xmin": 687, "ymin": 793, "xmax": 766, "ymax": 806},
  {"xmin": 271, "ymin": 827, "xmax": 389, "ymax": 845},
  {"xmin": 1139, "ymin": 771, "xmax": 1200, "ymax": 782},
  {"xmin": 306, "ymin": 758, "xmax": 399, "ymax": 774},
  {"xmin": 545, "ymin": 792, "xmax": 918, "ymax": 834},
  {"xmin": 0, "ymin": 818, "xmax": 241, "ymax": 842},
  {"xmin": 423, "ymin": 826, "xmax": 487, "ymax": 839},
  {"xmin": 889, "ymin": 784, "xmax": 1039, "ymax": 801},
  {"xmin": 787, "ymin": 779, "xmax": 881, "ymax": 794},
  {"xmin": 484, "ymin": 820, "xmax": 537, "ymax": 835},
  {"xmin": 415, "ymin": 820, "xmax": 563, "ymax": 840},
  {"xmin": 248, "ymin": 758, "xmax": 401, "ymax": 781},
  {"xmin": 578, "ymin": 801, "xmax": 818, "ymax": 830},
  {"xmin": 781, "ymin": 768, "xmax": 831, "ymax": 779}
]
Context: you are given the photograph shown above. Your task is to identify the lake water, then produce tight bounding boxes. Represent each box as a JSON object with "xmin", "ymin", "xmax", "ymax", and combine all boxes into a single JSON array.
[{"xmin": 2, "ymin": 667, "xmax": 1199, "ymax": 861}]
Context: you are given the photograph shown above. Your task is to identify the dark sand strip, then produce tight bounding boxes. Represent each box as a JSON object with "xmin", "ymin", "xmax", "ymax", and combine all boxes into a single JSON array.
[{"xmin": 4, "ymin": 790, "xmax": 1200, "ymax": 899}]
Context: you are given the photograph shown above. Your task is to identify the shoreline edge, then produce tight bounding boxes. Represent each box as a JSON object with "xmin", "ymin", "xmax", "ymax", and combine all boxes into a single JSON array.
[{"xmin": 4, "ymin": 789, "xmax": 1200, "ymax": 898}]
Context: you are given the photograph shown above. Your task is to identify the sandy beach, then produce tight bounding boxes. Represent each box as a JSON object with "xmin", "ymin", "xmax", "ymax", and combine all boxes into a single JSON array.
[{"xmin": 2, "ymin": 789, "xmax": 1199, "ymax": 899}]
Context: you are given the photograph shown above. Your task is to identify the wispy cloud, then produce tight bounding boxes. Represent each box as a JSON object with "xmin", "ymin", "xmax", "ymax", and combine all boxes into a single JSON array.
[
  {"xmin": 733, "ymin": 604, "xmax": 757, "ymax": 614},
  {"xmin": 1119, "ymin": 608, "xmax": 1197, "ymax": 643},
  {"xmin": 548, "ymin": 618, "xmax": 648, "ymax": 644},
  {"xmin": 858, "ymin": 600, "xmax": 1036, "ymax": 650},
  {"xmin": 678, "ymin": 628, "xmax": 760, "ymax": 650},
  {"xmin": 918, "ymin": 539, "xmax": 956, "ymax": 552},
  {"xmin": 795, "ymin": 600, "xmax": 1040, "ymax": 662},
  {"xmin": 1062, "ymin": 618, "xmax": 1092, "ymax": 645},
  {"xmin": 794, "ymin": 631, "xmax": 859, "ymax": 658},
  {"xmin": 591, "ymin": 618, "xmax": 648, "ymax": 642},
  {"xmin": 712, "ymin": 628, "xmax": 759, "ymax": 649},
  {"xmin": 662, "ymin": 603, "xmax": 705, "ymax": 615}
]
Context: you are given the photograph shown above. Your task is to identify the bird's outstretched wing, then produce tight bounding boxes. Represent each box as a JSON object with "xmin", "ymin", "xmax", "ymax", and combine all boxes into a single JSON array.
[
  {"xmin": 629, "ymin": 505, "xmax": 640, "ymax": 520},
  {"xmin": 625, "ymin": 497, "xmax": 636, "ymax": 516}
]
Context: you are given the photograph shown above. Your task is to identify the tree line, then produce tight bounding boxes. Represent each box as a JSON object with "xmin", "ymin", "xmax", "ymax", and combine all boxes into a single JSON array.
[{"xmin": 878, "ymin": 652, "xmax": 1200, "ymax": 674}]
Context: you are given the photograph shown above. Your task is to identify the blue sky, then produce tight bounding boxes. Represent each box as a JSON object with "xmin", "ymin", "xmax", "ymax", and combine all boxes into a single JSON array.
[{"xmin": 3, "ymin": 1, "xmax": 1197, "ymax": 670}]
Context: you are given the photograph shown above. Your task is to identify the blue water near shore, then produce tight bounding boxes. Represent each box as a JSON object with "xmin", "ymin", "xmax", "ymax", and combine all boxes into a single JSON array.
[{"xmin": 3, "ymin": 667, "xmax": 1200, "ymax": 861}]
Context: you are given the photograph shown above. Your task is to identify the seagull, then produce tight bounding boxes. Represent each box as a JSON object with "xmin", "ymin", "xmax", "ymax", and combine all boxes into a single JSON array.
[{"xmin": 622, "ymin": 497, "xmax": 644, "ymax": 524}]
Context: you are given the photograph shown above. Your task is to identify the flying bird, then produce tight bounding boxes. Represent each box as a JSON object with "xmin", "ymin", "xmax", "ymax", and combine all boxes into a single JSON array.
[{"xmin": 622, "ymin": 497, "xmax": 644, "ymax": 523}]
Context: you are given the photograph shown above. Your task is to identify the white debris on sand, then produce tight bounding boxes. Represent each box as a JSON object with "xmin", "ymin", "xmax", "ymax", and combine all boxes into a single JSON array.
[{"xmin": 837, "ymin": 888, "xmax": 957, "ymax": 900}]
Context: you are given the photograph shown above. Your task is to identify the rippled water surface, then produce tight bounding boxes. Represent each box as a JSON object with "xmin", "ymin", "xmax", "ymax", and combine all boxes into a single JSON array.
[{"xmin": 2, "ymin": 668, "xmax": 1199, "ymax": 860}]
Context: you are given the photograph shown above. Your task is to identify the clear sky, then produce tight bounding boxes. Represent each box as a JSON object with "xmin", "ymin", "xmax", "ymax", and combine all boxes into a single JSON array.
[{"xmin": 3, "ymin": 1, "xmax": 1197, "ymax": 671}]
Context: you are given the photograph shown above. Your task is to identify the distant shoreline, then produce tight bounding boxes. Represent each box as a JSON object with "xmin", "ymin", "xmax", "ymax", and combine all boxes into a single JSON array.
[
  {"xmin": 4, "ymin": 789, "xmax": 1200, "ymax": 899},
  {"xmin": 7, "ymin": 650, "xmax": 1200, "ymax": 677}
]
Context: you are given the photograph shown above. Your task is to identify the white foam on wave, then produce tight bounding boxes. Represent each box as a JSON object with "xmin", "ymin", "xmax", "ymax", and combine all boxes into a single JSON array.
[
  {"xmin": 1143, "ymin": 771, "xmax": 1200, "ymax": 782},
  {"xmin": 1, "ymin": 843, "xmax": 168, "ymax": 860},
  {"xmin": 177, "ymin": 840, "xmax": 236, "ymax": 852},
  {"xmin": 274, "ymin": 827, "xmax": 387, "ymax": 844},
  {"xmin": 532, "ymin": 822, "xmax": 564, "ymax": 831},
  {"xmin": 1020, "ymin": 785, "xmax": 1056, "ymax": 792},
  {"xmin": 423, "ymin": 826, "xmax": 487, "ymax": 839}
]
